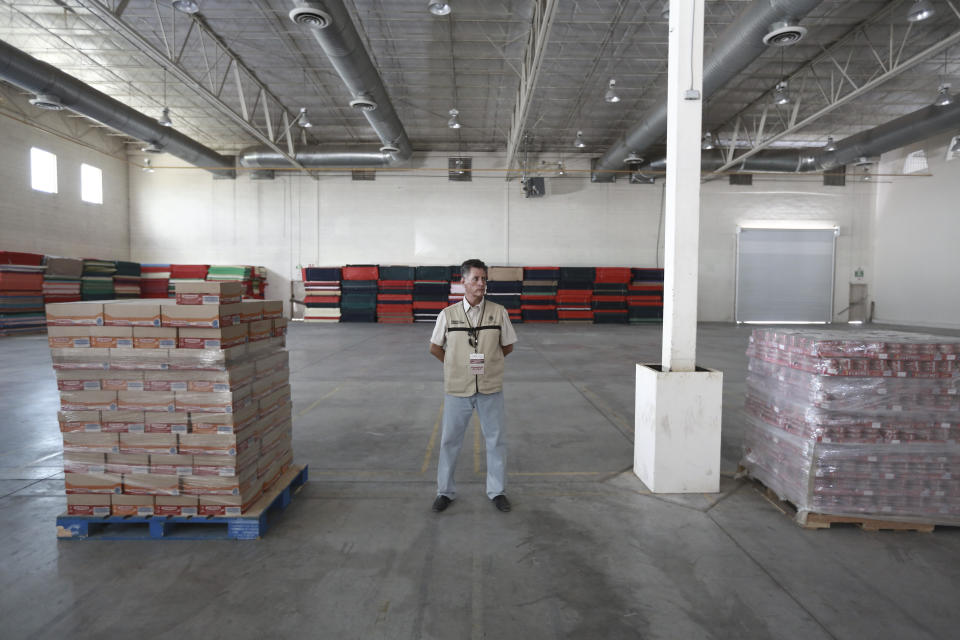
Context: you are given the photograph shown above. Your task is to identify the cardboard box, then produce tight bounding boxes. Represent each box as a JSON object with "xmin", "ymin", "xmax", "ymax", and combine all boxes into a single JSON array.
[
  {"xmin": 167, "ymin": 345, "xmax": 247, "ymax": 371},
  {"xmin": 178, "ymin": 430, "xmax": 256, "ymax": 457},
  {"xmin": 63, "ymin": 432, "xmax": 119, "ymax": 454},
  {"xmin": 185, "ymin": 362, "xmax": 256, "ymax": 392},
  {"xmin": 192, "ymin": 452, "xmax": 258, "ymax": 477},
  {"xmin": 252, "ymin": 370, "xmax": 287, "ymax": 400},
  {"xmin": 271, "ymin": 317, "xmax": 288, "ymax": 337},
  {"xmin": 111, "ymin": 494, "xmax": 155, "ymax": 516},
  {"xmin": 161, "ymin": 303, "xmax": 243, "ymax": 328},
  {"xmin": 178, "ymin": 324, "xmax": 248, "ymax": 350},
  {"xmin": 123, "ymin": 473, "xmax": 179, "ymax": 496},
  {"xmin": 189, "ymin": 402, "xmax": 257, "ymax": 434},
  {"xmin": 63, "ymin": 451, "xmax": 105, "ymax": 473},
  {"xmin": 155, "ymin": 495, "xmax": 199, "ymax": 516},
  {"xmin": 100, "ymin": 410, "xmax": 146, "ymax": 433},
  {"xmin": 197, "ymin": 495, "xmax": 249, "ymax": 517},
  {"xmin": 47, "ymin": 326, "xmax": 91, "ymax": 348},
  {"xmin": 176, "ymin": 386, "xmax": 251, "ymax": 414},
  {"xmin": 60, "ymin": 390, "xmax": 117, "ymax": 411},
  {"xmin": 110, "ymin": 348, "xmax": 169, "ymax": 371},
  {"xmin": 45, "ymin": 301, "xmax": 103, "ymax": 326},
  {"xmin": 237, "ymin": 301, "xmax": 262, "ymax": 323},
  {"xmin": 262, "ymin": 300, "xmax": 283, "ymax": 320},
  {"xmin": 67, "ymin": 493, "xmax": 112, "ymax": 516},
  {"xmin": 106, "ymin": 453, "xmax": 150, "ymax": 475},
  {"xmin": 174, "ymin": 281, "xmax": 244, "ymax": 305},
  {"xmin": 118, "ymin": 391, "xmax": 175, "ymax": 412},
  {"xmin": 55, "ymin": 370, "xmax": 102, "ymax": 392},
  {"xmin": 255, "ymin": 351, "xmax": 289, "ymax": 379},
  {"xmin": 103, "ymin": 301, "xmax": 162, "ymax": 327},
  {"xmin": 183, "ymin": 465, "xmax": 259, "ymax": 499},
  {"xmin": 101, "ymin": 371, "xmax": 145, "ymax": 392},
  {"xmin": 150, "ymin": 453, "xmax": 195, "ymax": 476},
  {"xmin": 65, "ymin": 472, "xmax": 122, "ymax": 494},
  {"xmin": 133, "ymin": 327, "xmax": 177, "ymax": 349},
  {"xmin": 50, "ymin": 347, "xmax": 109, "ymax": 370},
  {"xmin": 119, "ymin": 432, "xmax": 177, "ymax": 455},
  {"xmin": 247, "ymin": 319, "xmax": 272, "ymax": 342},
  {"xmin": 58, "ymin": 410, "xmax": 103, "ymax": 433},
  {"xmin": 90, "ymin": 326, "xmax": 134, "ymax": 349},
  {"xmin": 144, "ymin": 411, "xmax": 189, "ymax": 434},
  {"xmin": 258, "ymin": 384, "xmax": 291, "ymax": 418},
  {"xmin": 143, "ymin": 370, "xmax": 191, "ymax": 392}
]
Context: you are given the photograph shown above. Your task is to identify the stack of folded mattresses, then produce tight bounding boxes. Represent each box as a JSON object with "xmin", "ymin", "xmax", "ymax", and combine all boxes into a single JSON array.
[
  {"xmin": 170, "ymin": 264, "xmax": 209, "ymax": 298},
  {"xmin": 140, "ymin": 264, "xmax": 172, "ymax": 298},
  {"xmin": 556, "ymin": 267, "xmax": 595, "ymax": 323},
  {"xmin": 302, "ymin": 266, "xmax": 341, "ymax": 323},
  {"xmin": 521, "ymin": 267, "xmax": 559, "ymax": 323},
  {"xmin": 377, "ymin": 265, "xmax": 415, "ymax": 323},
  {"xmin": 628, "ymin": 268, "xmax": 665, "ymax": 324},
  {"xmin": 81, "ymin": 259, "xmax": 116, "ymax": 301},
  {"xmin": 592, "ymin": 267, "xmax": 631, "ymax": 323},
  {"xmin": 113, "ymin": 261, "xmax": 142, "ymax": 298},
  {"xmin": 0, "ymin": 250, "xmax": 46, "ymax": 335},
  {"xmin": 341, "ymin": 265, "xmax": 378, "ymax": 323},
  {"xmin": 448, "ymin": 265, "xmax": 464, "ymax": 304},
  {"xmin": 413, "ymin": 266, "xmax": 450, "ymax": 323},
  {"xmin": 486, "ymin": 266, "xmax": 523, "ymax": 323},
  {"xmin": 43, "ymin": 256, "xmax": 83, "ymax": 304}
]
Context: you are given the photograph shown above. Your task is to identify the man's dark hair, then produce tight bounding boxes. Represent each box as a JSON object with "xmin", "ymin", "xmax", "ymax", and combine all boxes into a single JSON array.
[{"xmin": 461, "ymin": 259, "xmax": 488, "ymax": 279}]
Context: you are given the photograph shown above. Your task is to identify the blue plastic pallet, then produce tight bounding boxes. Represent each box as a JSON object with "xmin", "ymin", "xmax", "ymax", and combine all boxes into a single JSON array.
[{"xmin": 56, "ymin": 465, "xmax": 308, "ymax": 541}]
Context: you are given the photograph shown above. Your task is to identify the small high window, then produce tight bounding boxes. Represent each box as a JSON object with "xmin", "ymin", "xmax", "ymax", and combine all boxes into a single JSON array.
[
  {"xmin": 30, "ymin": 147, "xmax": 58, "ymax": 193},
  {"xmin": 81, "ymin": 163, "xmax": 103, "ymax": 204}
]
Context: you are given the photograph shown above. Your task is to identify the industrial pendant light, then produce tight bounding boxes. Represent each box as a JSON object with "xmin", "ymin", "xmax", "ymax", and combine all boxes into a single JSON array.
[
  {"xmin": 158, "ymin": 107, "xmax": 172, "ymax": 127},
  {"xmin": 772, "ymin": 49, "xmax": 790, "ymax": 105},
  {"xmin": 297, "ymin": 107, "xmax": 313, "ymax": 128},
  {"xmin": 142, "ymin": 158, "xmax": 155, "ymax": 173},
  {"xmin": 906, "ymin": 0, "xmax": 935, "ymax": 22},
  {"xmin": 934, "ymin": 84, "xmax": 954, "ymax": 107},
  {"xmin": 447, "ymin": 108, "xmax": 461, "ymax": 129},
  {"xmin": 574, "ymin": 130, "xmax": 586, "ymax": 148},
  {"xmin": 428, "ymin": 1, "xmax": 451, "ymax": 16},
  {"xmin": 604, "ymin": 79, "xmax": 620, "ymax": 103},
  {"xmin": 701, "ymin": 132, "xmax": 715, "ymax": 150},
  {"xmin": 172, "ymin": 0, "xmax": 200, "ymax": 14},
  {"xmin": 824, "ymin": 136, "xmax": 837, "ymax": 152},
  {"xmin": 660, "ymin": 3, "xmax": 669, "ymax": 20}
]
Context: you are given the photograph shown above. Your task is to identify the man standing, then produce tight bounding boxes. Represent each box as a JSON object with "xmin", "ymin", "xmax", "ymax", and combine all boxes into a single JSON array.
[{"xmin": 429, "ymin": 259, "xmax": 517, "ymax": 513}]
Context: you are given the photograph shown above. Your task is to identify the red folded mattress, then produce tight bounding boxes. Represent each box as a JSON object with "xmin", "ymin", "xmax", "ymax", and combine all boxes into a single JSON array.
[
  {"xmin": 0, "ymin": 272, "xmax": 44, "ymax": 290},
  {"xmin": 0, "ymin": 251, "xmax": 44, "ymax": 266},
  {"xmin": 342, "ymin": 266, "xmax": 379, "ymax": 281},
  {"xmin": 594, "ymin": 268, "xmax": 632, "ymax": 283}
]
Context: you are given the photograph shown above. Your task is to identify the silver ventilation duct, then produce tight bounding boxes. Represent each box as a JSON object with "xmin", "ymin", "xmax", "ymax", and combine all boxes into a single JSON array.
[
  {"xmin": 0, "ymin": 39, "xmax": 235, "ymax": 178},
  {"xmin": 592, "ymin": 0, "xmax": 823, "ymax": 182},
  {"xmin": 640, "ymin": 101, "xmax": 960, "ymax": 175},
  {"xmin": 239, "ymin": 0, "xmax": 413, "ymax": 171}
]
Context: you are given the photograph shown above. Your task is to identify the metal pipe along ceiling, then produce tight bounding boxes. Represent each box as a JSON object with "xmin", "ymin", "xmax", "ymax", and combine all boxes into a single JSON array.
[
  {"xmin": 0, "ymin": 39, "xmax": 236, "ymax": 178},
  {"xmin": 591, "ymin": 0, "xmax": 824, "ymax": 182},
  {"xmin": 238, "ymin": 0, "xmax": 412, "ymax": 170},
  {"xmin": 641, "ymin": 101, "xmax": 960, "ymax": 174}
]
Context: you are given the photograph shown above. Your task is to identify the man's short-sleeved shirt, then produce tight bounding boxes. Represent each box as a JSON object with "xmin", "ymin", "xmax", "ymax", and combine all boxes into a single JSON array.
[{"xmin": 430, "ymin": 297, "xmax": 518, "ymax": 348}]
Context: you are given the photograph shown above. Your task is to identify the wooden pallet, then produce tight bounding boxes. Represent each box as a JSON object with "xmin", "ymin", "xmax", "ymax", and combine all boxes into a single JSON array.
[
  {"xmin": 56, "ymin": 464, "xmax": 308, "ymax": 540},
  {"xmin": 749, "ymin": 477, "xmax": 939, "ymax": 533}
]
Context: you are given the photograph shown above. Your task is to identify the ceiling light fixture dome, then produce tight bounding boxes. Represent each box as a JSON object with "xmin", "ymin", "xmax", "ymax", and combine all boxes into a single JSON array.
[
  {"xmin": 604, "ymin": 78, "xmax": 620, "ymax": 103},
  {"xmin": 158, "ymin": 106, "xmax": 172, "ymax": 127},
  {"xmin": 297, "ymin": 107, "xmax": 313, "ymax": 128},
  {"xmin": 824, "ymin": 136, "xmax": 837, "ymax": 152},
  {"xmin": 447, "ymin": 108, "xmax": 461, "ymax": 129},
  {"xmin": 934, "ymin": 84, "xmax": 953, "ymax": 107},
  {"xmin": 428, "ymin": 2, "xmax": 451, "ymax": 16},
  {"xmin": 172, "ymin": 0, "xmax": 200, "ymax": 14},
  {"xmin": 907, "ymin": 0, "xmax": 936, "ymax": 23},
  {"xmin": 772, "ymin": 80, "xmax": 790, "ymax": 105},
  {"xmin": 574, "ymin": 130, "xmax": 586, "ymax": 148},
  {"xmin": 701, "ymin": 132, "xmax": 715, "ymax": 150}
]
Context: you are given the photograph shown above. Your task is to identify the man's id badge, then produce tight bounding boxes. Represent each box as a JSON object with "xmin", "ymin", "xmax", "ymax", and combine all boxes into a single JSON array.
[{"xmin": 469, "ymin": 353, "xmax": 485, "ymax": 375}]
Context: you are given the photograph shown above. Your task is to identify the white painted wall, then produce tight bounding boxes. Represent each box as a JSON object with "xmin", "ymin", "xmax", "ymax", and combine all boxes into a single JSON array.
[
  {"xmin": 130, "ymin": 153, "xmax": 871, "ymax": 321},
  {"xmin": 0, "ymin": 88, "xmax": 129, "ymax": 259},
  {"xmin": 873, "ymin": 132, "xmax": 960, "ymax": 329}
]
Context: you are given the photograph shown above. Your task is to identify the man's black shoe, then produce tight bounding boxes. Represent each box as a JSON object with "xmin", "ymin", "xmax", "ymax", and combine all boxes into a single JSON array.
[
  {"xmin": 492, "ymin": 494, "xmax": 511, "ymax": 512},
  {"xmin": 432, "ymin": 495, "xmax": 452, "ymax": 512}
]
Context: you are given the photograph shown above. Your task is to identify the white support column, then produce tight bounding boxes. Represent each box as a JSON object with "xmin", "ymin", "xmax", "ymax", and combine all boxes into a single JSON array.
[
  {"xmin": 634, "ymin": 0, "xmax": 722, "ymax": 494},
  {"xmin": 661, "ymin": 0, "xmax": 704, "ymax": 372}
]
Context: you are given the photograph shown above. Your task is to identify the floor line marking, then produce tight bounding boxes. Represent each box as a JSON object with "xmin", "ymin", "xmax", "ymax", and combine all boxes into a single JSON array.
[
  {"xmin": 471, "ymin": 552, "xmax": 483, "ymax": 640},
  {"xmin": 295, "ymin": 382, "xmax": 345, "ymax": 418},
  {"xmin": 420, "ymin": 402, "xmax": 444, "ymax": 474}
]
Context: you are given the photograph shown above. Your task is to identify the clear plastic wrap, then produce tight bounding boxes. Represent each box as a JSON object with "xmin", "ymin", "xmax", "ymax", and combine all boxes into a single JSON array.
[{"xmin": 741, "ymin": 328, "xmax": 960, "ymax": 526}]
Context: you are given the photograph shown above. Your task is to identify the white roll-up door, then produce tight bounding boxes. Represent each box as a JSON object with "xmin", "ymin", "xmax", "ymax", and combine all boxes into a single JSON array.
[{"xmin": 736, "ymin": 228, "xmax": 837, "ymax": 323}]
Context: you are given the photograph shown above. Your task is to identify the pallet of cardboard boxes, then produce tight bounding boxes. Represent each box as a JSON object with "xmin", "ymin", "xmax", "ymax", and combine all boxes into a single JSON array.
[{"xmin": 47, "ymin": 282, "xmax": 295, "ymax": 520}]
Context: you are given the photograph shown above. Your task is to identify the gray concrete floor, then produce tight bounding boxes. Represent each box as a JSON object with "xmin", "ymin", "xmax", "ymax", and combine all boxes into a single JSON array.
[{"xmin": 1, "ymin": 322, "xmax": 959, "ymax": 639}]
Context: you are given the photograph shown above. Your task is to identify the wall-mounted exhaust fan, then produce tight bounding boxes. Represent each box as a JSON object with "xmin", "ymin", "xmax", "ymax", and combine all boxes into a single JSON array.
[
  {"xmin": 762, "ymin": 20, "xmax": 807, "ymax": 46},
  {"xmin": 289, "ymin": 6, "xmax": 332, "ymax": 28}
]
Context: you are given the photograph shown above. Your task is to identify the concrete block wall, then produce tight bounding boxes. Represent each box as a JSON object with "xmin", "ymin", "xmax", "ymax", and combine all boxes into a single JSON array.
[{"xmin": 0, "ymin": 88, "xmax": 129, "ymax": 260}]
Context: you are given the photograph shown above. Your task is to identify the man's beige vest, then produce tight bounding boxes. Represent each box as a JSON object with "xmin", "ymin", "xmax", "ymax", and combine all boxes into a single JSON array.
[{"xmin": 442, "ymin": 299, "xmax": 506, "ymax": 397}]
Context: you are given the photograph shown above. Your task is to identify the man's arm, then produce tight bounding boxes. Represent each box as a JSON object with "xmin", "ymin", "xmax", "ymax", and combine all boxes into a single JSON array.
[
  {"xmin": 501, "ymin": 344, "xmax": 514, "ymax": 357},
  {"xmin": 429, "ymin": 343, "xmax": 445, "ymax": 362}
]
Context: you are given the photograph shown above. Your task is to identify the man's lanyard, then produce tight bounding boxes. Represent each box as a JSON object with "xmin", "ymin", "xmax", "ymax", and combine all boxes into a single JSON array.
[{"xmin": 465, "ymin": 298, "xmax": 485, "ymax": 346}]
